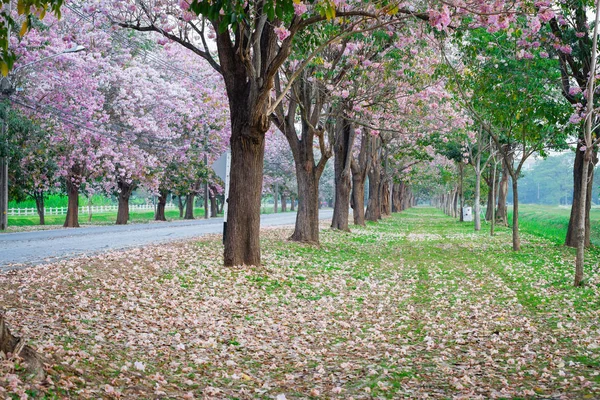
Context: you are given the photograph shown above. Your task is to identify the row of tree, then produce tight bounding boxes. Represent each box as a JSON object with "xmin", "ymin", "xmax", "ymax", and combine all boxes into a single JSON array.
[{"xmin": 3, "ymin": 0, "xmax": 600, "ymax": 286}]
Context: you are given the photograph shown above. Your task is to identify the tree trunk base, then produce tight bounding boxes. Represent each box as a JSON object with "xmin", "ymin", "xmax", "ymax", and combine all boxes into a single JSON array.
[{"xmin": 0, "ymin": 314, "xmax": 46, "ymax": 381}]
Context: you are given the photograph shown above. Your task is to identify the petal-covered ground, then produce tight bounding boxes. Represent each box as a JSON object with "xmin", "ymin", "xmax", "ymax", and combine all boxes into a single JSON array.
[{"xmin": 1, "ymin": 208, "xmax": 599, "ymax": 399}]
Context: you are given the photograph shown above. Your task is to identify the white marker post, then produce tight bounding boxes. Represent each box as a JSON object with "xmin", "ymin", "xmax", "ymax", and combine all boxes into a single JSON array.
[{"xmin": 211, "ymin": 151, "xmax": 231, "ymax": 244}]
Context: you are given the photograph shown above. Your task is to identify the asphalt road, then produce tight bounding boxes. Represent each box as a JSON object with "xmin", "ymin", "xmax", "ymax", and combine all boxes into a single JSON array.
[{"xmin": 0, "ymin": 210, "xmax": 333, "ymax": 271}]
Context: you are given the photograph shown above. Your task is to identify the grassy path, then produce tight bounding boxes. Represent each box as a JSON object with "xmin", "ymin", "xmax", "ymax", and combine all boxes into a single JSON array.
[{"xmin": 1, "ymin": 207, "xmax": 599, "ymax": 399}]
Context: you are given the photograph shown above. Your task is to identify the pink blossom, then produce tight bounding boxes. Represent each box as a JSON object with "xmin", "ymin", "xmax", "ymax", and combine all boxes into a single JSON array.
[
  {"xmin": 293, "ymin": 1, "xmax": 308, "ymax": 16},
  {"xmin": 274, "ymin": 26, "xmax": 291, "ymax": 41},
  {"xmin": 529, "ymin": 17, "xmax": 541, "ymax": 34}
]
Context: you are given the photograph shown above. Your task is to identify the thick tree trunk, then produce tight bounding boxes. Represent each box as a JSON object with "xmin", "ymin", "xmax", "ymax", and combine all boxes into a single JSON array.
[
  {"xmin": 116, "ymin": 181, "xmax": 135, "ymax": 225},
  {"xmin": 511, "ymin": 177, "xmax": 520, "ymax": 251},
  {"xmin": 351, "ymin": 172, "xmax": 366, "ymax": 226},
  {"xmin": 64, "ymin": 177, "xmax": 80, "ymax": 228},
  {"xmin": 496, "ymin": 163, "xmax": 509, "ymax": 226},
  {"xmin": 402, "ymin": 183, "xmax": 410, "ymax": 211},
  {"xmin": 290, "ymin": 195, "xmax": 295, "ymax": 211},
  {"xmin": 34, "ymin": 190, "xmax": 45, "ymax": 226},
  {"xmin": 155, "ymin": 189, "xmax": 168, "ymax": 221},
  {"xmin": 0, "ymin": 314, "xmax": 46, "ymax": 381},
  {"xmin": 223, "ymin": 122, "xmax": 265, "ymax": 266},
  {"xmin": 291, "ymin": 166, "xmax": 321, "ymax": 242},
  {"xmin": 381, "ymin": 178, "xmax": 391, "ymax": 217},
  {"xmin": 185, "ymin": 194, "xmax": 195, "ymax": 220},
  {"xmin": 331, "ymin": 119, "xmax": 355, "ymax": 231},
  {"xmin": 566, "ymin": 147, "xmax": 597, "ymax": 247},
  {"xmin": 281, "ymin": 193, "xmax": 287, "ymax": 212},
  {"xmin": 350, "ymin": 131, "xmax": 370, "ymax": 226},
  {"xmin": 392, "ymin": 182, "xmax": 401, "ymax": 212},
  {"xmin": 365, "ymin": 168, "xmax": 381, "ymax": 221}
]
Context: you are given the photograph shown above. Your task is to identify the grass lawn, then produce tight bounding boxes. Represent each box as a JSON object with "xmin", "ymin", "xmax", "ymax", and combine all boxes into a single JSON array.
[
  {"xmin": 508, "ymin": 204, "xmax": 600, "ymax": 246},
  {"xmin": 1, "ymin": 207, "xmax": 599, "ymax": 398},
  {"xmin": 6, "ymin": 206, "xmax": 291, "ymax": 230}
]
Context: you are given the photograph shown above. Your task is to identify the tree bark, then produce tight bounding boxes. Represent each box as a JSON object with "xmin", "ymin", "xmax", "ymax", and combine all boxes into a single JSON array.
[
  {"xmin": 116, "ymin": 180, "xmax": 135, "ymax": 225},
  {"xmin": 365, "ymin": 137, "xmax": 382, "ymax": 222},
  {"xmin": 459, "ymin": 163, "xmax": 464, "ymax": 222},
  {"xmin": 331, "ymin": 119, "xmax": 355, "ymax": 231},
  {"xmin": 511, "ymin": 177, "xmax": 520, "ymax": 251},
  {"xmin": 155, "ymin": 189, "xmax": 168, "ymax": 221},
  {"xmin": 210, "ymin": 192, "xmax": 218, "ymax": 218},
  {"xmin": 34, "ymin": 190, "xmax": 45, "ymax": 226},
  {"xmin": 273, "ymin": 183, "xmax": 278, "ymax": 213},
  {"xmin": 185, "ymin": 193, "xmax": 195, "ymax": 220},
  {"xmin": 381, "ymin": 178, "xmax": 391, "ymax": 217},
  {"xmin": 64, "ymin": 174, "xmax": 80, "ymax": 228},
  {"xmin": 566, "ymin": 146, "xmax": 597, "ymax": 247},
  {"xmin": 0, "ymin": 314, "xmax": 46, "ymax": 381},
  {"xmin": 177, "ymin": 196, "xmax": 185, "ymax": 218},
  {"xmin": 223, "ymin": 121, "xmax": 265, "ymax": 266},
  {"xmin": 496, "ymin": 160, "xmax": 509, "ymax": 226},
  {"xmin": 281, "ymin": 193, "xmax": 287, "ymax": 212},
  {"xmin": 474, "ymin": 168, "xmax": 482, "ymax": 231},
  {"xmin": 350, "ymin": 130, "xmax": 370, "ymax": 226},
  {"xmin": 485, "ymin": 169, "xmax": 498, "ymax": 221},
  {"xmin": 290, "ymin": 194, "xmax": 295, "ymax": 211}
]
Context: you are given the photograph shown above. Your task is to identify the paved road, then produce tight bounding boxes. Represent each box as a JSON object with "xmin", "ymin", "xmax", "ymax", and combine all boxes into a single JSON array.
[{"xmin": 0, "ymin": 210, "xmax": 333, "ymax": 271}]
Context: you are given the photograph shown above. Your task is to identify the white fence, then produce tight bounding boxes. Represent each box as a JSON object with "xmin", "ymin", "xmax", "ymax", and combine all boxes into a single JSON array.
[{"xmin": 8, "ymin": 203, "xmax": 177, "ymax": 217}]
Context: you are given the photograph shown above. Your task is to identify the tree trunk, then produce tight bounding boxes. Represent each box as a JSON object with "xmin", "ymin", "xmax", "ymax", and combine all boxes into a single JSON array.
[
  {"xmin": 474, "ymin": 169, "xmax": 482, "ymax": 231},
  {"xmin": 575, "ymin": 149, "xmax": 592, "ymax": 286},
  {"xmin": 273, "ymin": 183, "xmax": 278, "ymax": 213},
  {"xmin": 351, "ymin": 170, "xmax": 366, "ymax": 226},
  {"xmin": 490, "ymin": 161, "xmax": 497, "ymax": 236},
  {"xmin": 185, "ymin": 194, "xmax": 195, "ymax": 220},
  {"xmin": 459, "ymin": 163, "xmax": 464, "ymax": 222},
  {"xmin": 0, "ymin": 314, "xmax": 46, "ymax": 381},
  {"xmin": 290, "ymin": 194, "xmax": 295, "ymax": 211},
  {"xmin": 290, "ymin": 164, "xmax": 321, "ymax": 242},
  {"xmin": 223, "ymin": 121, "xmax": 265, "ymax": 266},
  {"xmin": 34, "ymin": 190, "xmax": 45, "ymax": 226},
  {"xmin": 281, "ymin": 193, "xmax": 287, "ymax": 212},
  {"xmin": 177, "ymin": 196, "xmax": 185, "ymax": 218},
  {"xmin": 566, "ymin": 146, "xmax": 597, "ymax": 247},
  {"xmin": 365, "ymin": 139, "xmax": 382, "ymax": 222},
  {"xmin": 485, "ymin": 170, "xmax": 498, "ymax": 221},
  {"xmin": 116, "ymin": 181, "xmax": 135, "ymax": 225},
  {"xmin": 155, "ymin": 189, "xmax": 168, "ymax": 221},
  {"xmin": 496, "ymin": 162, "xmax": 509, "ymax": 226},
  {"xmin": 210, "ymin": 192, "xmax": 218, "ymax": 217},
  {"xmin": 381, "ymin": 178, "xmax": 391, "ymax": 217},
  {"xmin": 218, "ymin": 195, "xmax": 224, "ymax": 214},
  {"xmin": 511, "ymin": 177, "xmax": 520, "ymax": 251},
  {"xmin": 392, "ymin": 182, "xmax": 402, "ymax": 212},
  {"xmin": 331, "ymin": 119, "xmax": 355, "ymax": 231},
  {"xmin": 350, "ymin": 130, "xmax": 370, "ymax": 225},
  {"xmin": 64, "ymin": 177, "xmax": 80, "ymax": 228}
]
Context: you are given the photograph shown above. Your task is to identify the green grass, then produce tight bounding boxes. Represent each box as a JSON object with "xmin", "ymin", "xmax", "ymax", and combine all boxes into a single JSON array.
[
  {"xmin": 508, "ymin": 204, "xmax": 600, "ymax": 246},
  {"xmin": 7, "ymin": 208, "xmax": 212, "ymax": 227},
  {"xmin": 8, "ymin": 193, "xmax": 114, "ymax": 208},
  {"xmin": 6, "ymin": 206, "xmax": 295, "ymax": 228}
]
